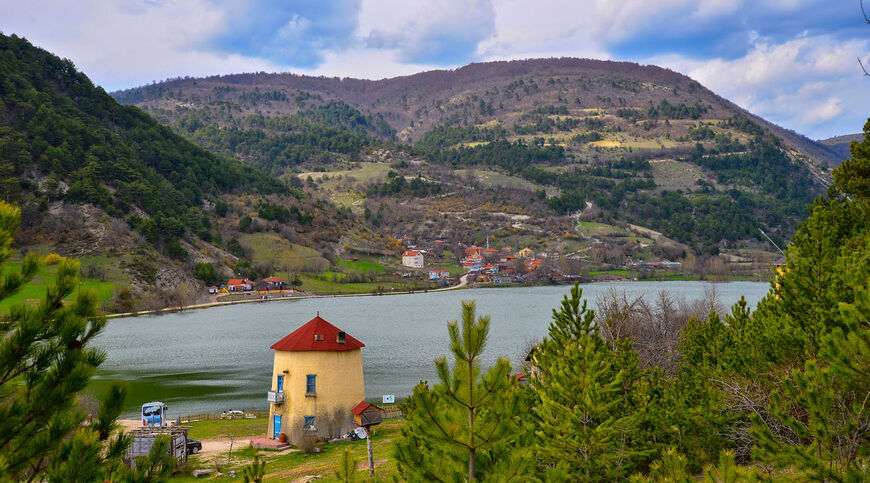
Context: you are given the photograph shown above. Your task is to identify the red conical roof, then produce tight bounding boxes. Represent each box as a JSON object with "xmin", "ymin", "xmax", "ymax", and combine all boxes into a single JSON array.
[{"xmin": 270, "ymin": 316, "xmax": 365, "ymax": 352}]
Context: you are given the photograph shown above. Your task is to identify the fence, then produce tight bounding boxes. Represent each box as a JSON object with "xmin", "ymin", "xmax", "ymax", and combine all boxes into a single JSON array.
[
  {"xmin": 175, "ymin": 406, "xmax": 402, "ymax": 424},
  {"xmin": 176, "ymin": 409, "xmax": 269, "ymax": 424},
  {"xmin": 382, "ymin": 406, "xmax": 404, "ymax": 420}
]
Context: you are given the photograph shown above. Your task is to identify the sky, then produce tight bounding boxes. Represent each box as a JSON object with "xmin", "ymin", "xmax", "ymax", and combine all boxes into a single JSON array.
[{"xmin": 1, "ymin": 0, "xmax": 868, "ymax": 139}]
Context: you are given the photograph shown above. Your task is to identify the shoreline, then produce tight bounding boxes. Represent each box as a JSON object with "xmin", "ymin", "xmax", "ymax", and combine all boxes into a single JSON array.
[
  {"xmin": 106, "ymin": 273, "xmax": 470, "ymax": 319},
  {"xmin": 106, "ymin": 273, "xmax": 770, "ymax": 319}
]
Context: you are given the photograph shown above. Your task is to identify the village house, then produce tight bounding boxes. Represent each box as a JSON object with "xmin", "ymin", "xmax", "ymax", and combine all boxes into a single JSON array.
[
  {"xmin": 267, "ymin": 315, "xmax": 365, "ymax": 446},
  {"xmin": 428, "ymin": 269, "xmax": 450, "ymax": 280},
  {"xmin": 402, "ymin": 250, "xmax": 424, "ymax": 268},
  {"xmin": 517, "ymin": 247, "xmax": 535, "ymax": 259},
  {"xmin": 227, "ymin": 278, "xmax": 255, "ymax": 292},
  {"xmin": 262, "ymin": 276, "xmax": 287, "ymax": 289},
  {"xmin": 464, "ymin": 246, "xmax": 482, "ymax": 257},
  {"xmin": 207, "ymin": 286, "xmax": 219, "ymax": 294}
]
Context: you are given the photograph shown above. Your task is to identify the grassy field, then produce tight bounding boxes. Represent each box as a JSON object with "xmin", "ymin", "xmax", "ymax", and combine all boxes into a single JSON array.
[
  {"xmin": 577, "ymin": 221, "xmax": 630, "ymax": 237},
  {"xmin": 186, "ymin": 418, "xmax": 267, "ymax": 441},
  {"xmin": 649, "ymin": 159, "xmax": 712, "ymax": 192},
  {"xmin": 336, "ymin": 259, "xmax": 387, "ymax": 273},
  {"xmin": 0, "ymin": 258, "xmax": 116, "ymax": 313},
  {"xmin": 239, "ymin": 233, "xmax": 329, "ymax": 273},
  {"xmin": 590, "ymin": 139, "xmax": 622, "ymax": 148},
  {"xmin": 173, "ymin": 419, "xmax": 404, "ymax": 482},
  {"xmin": 454, "ymin": 169, "xmax": 546, "ymax": 192},
  {"xmin": 297, "ymin": 162, "xmax": 391, "ymax": 185},
  {"xmin": 298, "ymin": 274, "xmax": 434, "ymax": 294}
]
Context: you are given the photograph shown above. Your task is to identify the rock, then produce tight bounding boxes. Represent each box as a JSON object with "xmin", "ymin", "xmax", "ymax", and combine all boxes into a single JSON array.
[{"xmin": 192, "ymin": 469, "xmax": 215, "ymax": 477}]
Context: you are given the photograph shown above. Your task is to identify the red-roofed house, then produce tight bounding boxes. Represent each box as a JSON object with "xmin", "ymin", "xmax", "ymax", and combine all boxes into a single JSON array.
[
  {"xmin": 267, "ymin": 315, "xmax": 365, "ymax": 445},
  {"xmin": 465, "ymin": 246, "xmax": 482, "ymax": 257},
  {"xmin": 527, "ymin": 259, "xmax": 545, "ymax": 271},
  {"xmin": 227, "ymin": 278, "xmax": 254, "ymax": 292},
  {"xmin": 402, "ymin": 250, "xmax": 424, "ymax": 268}
]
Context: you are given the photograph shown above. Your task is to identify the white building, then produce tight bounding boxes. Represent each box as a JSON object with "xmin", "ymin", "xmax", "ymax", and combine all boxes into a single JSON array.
[{"xmin": 402, "ymin": 250, "xmax": 424, "ymax": 268}]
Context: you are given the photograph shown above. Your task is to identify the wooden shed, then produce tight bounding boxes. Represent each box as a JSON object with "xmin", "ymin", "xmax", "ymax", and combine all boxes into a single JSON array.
[
  {"xmin": 351, "ymin": 401, "xmax": 383, "ymax": 427},
  {"xmin": 126, "ymin": 426, "xmax": 189, "ymax": 465}
]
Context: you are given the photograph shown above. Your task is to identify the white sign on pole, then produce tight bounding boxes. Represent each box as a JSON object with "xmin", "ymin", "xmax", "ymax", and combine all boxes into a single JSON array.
[{"xmin": 382, "ymin": 394, "xmax": 395, "ymax": 404}]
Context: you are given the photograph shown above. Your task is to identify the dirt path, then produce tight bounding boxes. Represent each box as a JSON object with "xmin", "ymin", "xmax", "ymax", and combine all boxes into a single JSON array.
[
  {"xmin": 197, "ymin": 438, "xmax": 250, "ymax": 458},
  {"xmin": 117, "ymin": 420, "xmax": 252, "ymax": 459}
]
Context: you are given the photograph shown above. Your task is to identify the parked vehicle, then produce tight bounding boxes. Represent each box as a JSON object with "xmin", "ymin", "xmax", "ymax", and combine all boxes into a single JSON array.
[
  {"xmin": 186, "ymin": 438, "xmax": 202, "ymax": 455},
  {"xmin": 141, "ymin": 402, "xmax": 168, "ymax": 427}
]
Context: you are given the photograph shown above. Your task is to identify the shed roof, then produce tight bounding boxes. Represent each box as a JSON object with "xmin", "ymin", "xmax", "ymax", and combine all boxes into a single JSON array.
[
  {"xmin": 270, "ymin": 316, "xmax": 365, "ymax": 352},
  {"xmin": 402, "ymin": 250, "xmax": 420, "ymax": 256},
  {"xmin": 351, "ymin": 401, "xmax": 383, "ymax": 415}
]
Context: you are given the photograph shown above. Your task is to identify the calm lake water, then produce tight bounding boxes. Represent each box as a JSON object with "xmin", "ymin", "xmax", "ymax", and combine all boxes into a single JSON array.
[{"xmin": 92, "ymin": 281, "xmax": 770, "ymax": 417}]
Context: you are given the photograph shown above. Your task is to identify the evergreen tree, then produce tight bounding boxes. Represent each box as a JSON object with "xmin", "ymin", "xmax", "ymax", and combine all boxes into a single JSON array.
[
  {"xmin": 744, "ymin": 123, "xmax": 870, "ymax": 480},
  {"xmin": 0, "ymin": 201, "xmax": 155, "ymax": 480},
  {"xmin": 530, "ymin": 284, "xmax": 652, "ymax": 481},
  {"xmin": 394, "ymin": 301, "xmax": 533, "ymax": 482}
]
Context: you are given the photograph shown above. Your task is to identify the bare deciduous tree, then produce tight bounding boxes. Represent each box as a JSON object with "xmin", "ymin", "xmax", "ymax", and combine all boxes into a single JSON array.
[{"xmin": 596, "ymin": 286, "xmax": 724, "ymax": 375}]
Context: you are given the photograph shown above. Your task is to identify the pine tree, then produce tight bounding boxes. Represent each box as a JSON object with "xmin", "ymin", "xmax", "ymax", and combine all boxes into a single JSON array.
[
  {"xmin": 750, "ymin": 284, "xmax": 870, "ymax": 481},
  {"xmin": 746, "ymin": 123, "xmax": 870, "ymax": 480},
  {"xmin": 530, "ymin": 283, "xmax": 651, "ymax": 481},
  {"xmin": 394, "ymin": 301, "xmax": 533, "ymax": 482},
  {"xmin": 0, "ymin": 201, "xmax": 136, "ymax": 480}
]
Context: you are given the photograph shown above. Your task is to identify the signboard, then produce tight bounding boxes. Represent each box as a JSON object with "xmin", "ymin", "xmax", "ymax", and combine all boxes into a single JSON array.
[{"xmin": 382, "ymin": 394, "xmax": 395, "ymax": 404}]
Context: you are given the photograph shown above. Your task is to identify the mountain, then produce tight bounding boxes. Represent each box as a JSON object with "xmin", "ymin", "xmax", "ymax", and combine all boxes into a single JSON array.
[
  {"xmin": 114, "ymin": 58, "xmax": 840, "ymax": 169},
  {"xmin": 113, "ymin": 58, "xmax": 832, "ymax": 255},
  {"xmin": 817, "ymin": 133, "xmax": 863, "ymax": 165},
  {"xmin": 0, "ymin": 33, "xmax": 371, "ymax": 311}
]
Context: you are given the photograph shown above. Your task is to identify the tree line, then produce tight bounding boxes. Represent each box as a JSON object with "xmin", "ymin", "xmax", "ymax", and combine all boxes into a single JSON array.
[{"xmin": 394, "ymin": 124, "xmax": 870, "ymax": 480}]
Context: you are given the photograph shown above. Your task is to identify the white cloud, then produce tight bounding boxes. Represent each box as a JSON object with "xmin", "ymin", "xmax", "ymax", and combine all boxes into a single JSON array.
[
  {"xmin": 803, "ymin": 97, "xmax": 844, "ymax": 124},
  {"xmin": 653, "ymin": 34, "xmax": 870, "ymax": 137},
  {"xmin": 0, "ymin": 0, "xmax": 865, "ymax": 137},
  {"xmin": 0, "ymin": 1, "xmax": 285, "ymax": 90}
]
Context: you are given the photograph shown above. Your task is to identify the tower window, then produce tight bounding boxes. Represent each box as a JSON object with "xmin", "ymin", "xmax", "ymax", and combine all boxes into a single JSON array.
[{"xmin": 306, "ymin": 374, "xmax": 316, "ymax": 394}]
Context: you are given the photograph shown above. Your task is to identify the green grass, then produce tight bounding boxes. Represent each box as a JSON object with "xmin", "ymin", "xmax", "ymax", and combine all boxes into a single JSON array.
[
  {"xmin": 336, "ymin": 259, "xmax": 386, "ymax": 273},
  {"xmin": 186, "ymin": 417, "xmax": 267, "ymax": 441},
  {"xmin": 299, "ymin": 274, "xmax": 433, "ymax": 295},
  {"xmin": 172, "ymin": 419, "xmax": 404, "ymax": 482},
  {"xmin": 239, "ymin": 233, "xmax": 329, "ymax": 273},
  {"xmin": 577, "ymin": 221, "xmax": 630, "ymax": 237},
  {"xmin": 589, "ymin": 270, "xmax": 630, "ymax": 277},
  {"xmin": 0, "ymin": 259, "xmax": 116, "ymax": 313}
]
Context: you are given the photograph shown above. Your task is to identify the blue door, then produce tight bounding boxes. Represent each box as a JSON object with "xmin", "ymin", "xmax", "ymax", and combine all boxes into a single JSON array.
[
  {"xmin": 273, "ymin": 415, "xmax": 282, "ymax": 439},
  {"xmin": 276, "ymin": 375, "xmax": 284, "ymax": 392}
]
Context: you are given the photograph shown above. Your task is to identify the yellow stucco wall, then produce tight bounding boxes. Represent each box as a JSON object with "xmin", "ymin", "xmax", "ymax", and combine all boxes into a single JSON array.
[{"xmin": 268, "ymin": 349, "xmax": 364, "ymax": 445}]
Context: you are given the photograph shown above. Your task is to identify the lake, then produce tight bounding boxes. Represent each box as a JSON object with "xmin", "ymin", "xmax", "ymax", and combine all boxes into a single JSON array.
[{"xmin": 92, "ymin": 281, "xmax": 770, "ymax": 417}]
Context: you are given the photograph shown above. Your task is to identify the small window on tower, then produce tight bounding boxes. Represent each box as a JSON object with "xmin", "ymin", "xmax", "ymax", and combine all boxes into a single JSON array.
[
  {"xmin": 337, "ymin": 331, "xmax": 346, "ymax": 344},
  {"xmin": 306, "ymin": 374, "xmax": 316, "ymax": 395}
]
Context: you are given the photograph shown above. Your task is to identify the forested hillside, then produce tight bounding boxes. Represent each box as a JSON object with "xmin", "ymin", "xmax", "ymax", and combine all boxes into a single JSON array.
[
  {"xmin": 0, "ymin": 34, "xmax": 377, "ymax": 311},
  {"xmin": 115, "ymin": 58, "xmax": 831, "ymax": 256}
]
